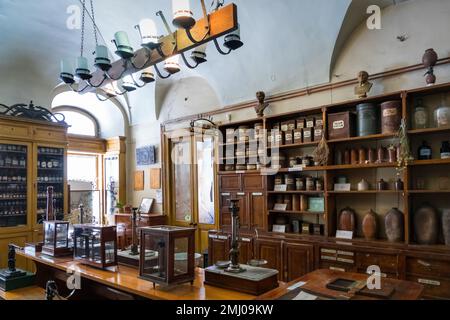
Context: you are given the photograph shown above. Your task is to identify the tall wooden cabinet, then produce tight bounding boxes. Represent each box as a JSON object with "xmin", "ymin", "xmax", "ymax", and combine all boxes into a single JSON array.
[{"xmin": 0, "ymin": 115, "xmax": 68, "ymax": 269}]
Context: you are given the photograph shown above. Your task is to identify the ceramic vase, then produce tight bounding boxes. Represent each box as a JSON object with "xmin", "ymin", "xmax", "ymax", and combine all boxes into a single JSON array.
[
  {"xmin": 422, "ymin": 49, "xmax": 438, "ymax": 68},
  {"xmin": 414, "ymin": 204, "xmax": 439, "ymax": 245},
  {"xmin": 339, "ymin": 207, "xmax": 356, "ymax": 232},
  {"xmin": 362, "ymin": 210, "xmax": 378, "ymax": 240},
  {"xmin": 385, "ymin": 208, "xmax": 404, "ymax": 243}
]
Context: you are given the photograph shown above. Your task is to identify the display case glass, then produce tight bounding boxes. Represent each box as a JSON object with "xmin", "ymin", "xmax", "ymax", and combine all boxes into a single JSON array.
[
  {"xmin": 73, "ymin": 225, "xmax": 117, "ymax": 269},
  {"xmin": 105, "ymin": 155, "xmax": 119, "ymax": 217},
  {"xmin": 37, "ymin": 146, "xmax": 65, "ymax": 224},
  {"xmin": 0, "ymin": 143, "xmax": 28, "ymax": 228},
  {"xmin": 139, "ymin": 226, "xmax": 195, "ymax": 286},
  {"xmin": 42, "ymin": 221, "xmax": 71, "ymax": 257}
]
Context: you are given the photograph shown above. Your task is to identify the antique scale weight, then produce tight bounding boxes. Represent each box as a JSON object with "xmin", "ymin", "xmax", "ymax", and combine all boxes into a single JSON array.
[{"xmin": 204, "ymin": 200, "xmax": 279, "ymax": 295}]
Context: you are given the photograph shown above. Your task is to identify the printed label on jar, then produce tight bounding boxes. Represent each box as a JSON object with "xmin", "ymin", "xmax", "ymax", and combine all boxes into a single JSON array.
[
  {"xmin": 438, "ymin": 114, "xmax": 449, "ymax": 126},
  {"xmin": 333, "ymin": 120, "xmax": 345, "ymax": 130},
  {"xmin": 294, "ymin": 132, "xmax": 302, "ymax": 140},
  {"xmin": 420, "ymin": 149, "xmax": 432, "ymax": 156},
  {"xmin": 415, "ymin": 112, "xmax": 427, "ymax": 125},
  {"xmin": 441, "ymin": 152, "xmax": 450, "ymax": 159},
  {"xmin": 315, "ymin": 129, "xmax": 323, "ymax": 137},
  {"xmin": 306, "ymin": 121, "xmax": 315, "ymax": 128},
  {"xmin": 383, "ymin": 108, "xmax": 398, "ymax": 117},
  {"xmin": 303, "ymin": 131, "xmax": 311, "ymax": 138}
]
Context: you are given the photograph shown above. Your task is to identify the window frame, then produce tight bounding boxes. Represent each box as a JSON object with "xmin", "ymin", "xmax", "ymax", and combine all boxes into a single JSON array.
[{"xmin": 53, "ymin": 106, "xmax": 100, "ymax": 138}]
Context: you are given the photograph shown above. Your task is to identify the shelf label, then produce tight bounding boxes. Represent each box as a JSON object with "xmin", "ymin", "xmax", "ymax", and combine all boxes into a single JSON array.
[
  {"xmin": 217, "ymin": 235, "xmax": 228, "ymax": 240},
  {"xmin": 274, "ymin": 203, "xmax": 288, "ymax": 211},
  {"xmin": 221, "ymin": 193, "xmax": 231, "ymax": 196},
  {"xmin": 274, "ymin": 185, "xmax": 288, "ymax": 192},
  {"xmin": 237, "ymin": 192, "xmax": 245, "ymax": 196},
  {"xmin": 337, "ymin": 251, "xmax": 354, "ymax": 257},
  {"xmin": 321, "ymin": 249, "xmax": 337, "ymax": 254},
  {"xmin": 334, "ymin": 184, "xmax": 352, "ymax": 192},
  {"xmin": 240, "ymin": 237, "xmax": 252, "ymax": 243},
  {"xmin": 321, "ymin": 256, "xmax": 337, "ymax": 262},
  {"xmin": 329, "ymin": 267, "xmax": 346, "ymax": 272},
  {"xmin": 337, "ymin": 258, "xmax": 354, "ymax": 264},
  {"xmin": 336, "ymin": 230, "xmax": 354, "ymax": 240},
  {"xmin": 235, "ymin": 171, "xmax": 246, "ymax": 174},
  {"xmin": 288, "ymin": 166, "xmax": 304, "ymax": 172},
  {"xmin": 418, "ymin": 279, "xmax": 441, "ymax": 286},
  {"xmin": 252, "ymin": 192, "xmax": 263, "ymax": 196},
  {"xmin": 273, "ymin": 225, "xmax": 287, "ymax": 233},
  {"xmin": 208, "ymin": 235, "xmax": 218, "ymax": 239}
]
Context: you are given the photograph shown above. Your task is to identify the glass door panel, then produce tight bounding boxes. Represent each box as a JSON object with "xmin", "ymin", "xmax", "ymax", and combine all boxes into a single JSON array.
[
  {"xmin": 196, "ymin": 136, "xmax": 215, "ymax": 226},
  {"xmin": 37, "ymin": 146, "xmax": 65, "ymax": 223},
  {"xmin": 0, "ymin": 143, "xmax": 28, "ymax": 228},
  {"xmin": 105, "ymin": 155, "xmax": 119, "ymax": 217},
  {"xmin": 172, "ymin": 138, "xmax": 193, "ymax": 225}
]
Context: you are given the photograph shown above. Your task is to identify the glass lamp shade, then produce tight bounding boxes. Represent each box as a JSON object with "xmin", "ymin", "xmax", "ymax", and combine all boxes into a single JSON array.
[
  {"xmin": 75, "ymin": 56, "xmax": 92, "ymax": 80},
  {"xmin": 140, "ymin": 66, "xmax": 155, "ymax": 83},
  {"xmin": 191, "ymin": 44, "xmax": 207, "ymax": 64},
  {"xmin": 113, "ymin": 31, "xmax": 135, "ymax": 59},
  {"xmin": 172, "ymin": 0, "xmax": 195, "ymax": 29},
  {"xmin": 164, "ymin": 55, "xmax": 181, "ymax": 74},
  {"xmin": 224, "ymin": 24, "xmax": 244, "ymax": 50},
  {"xmin": 60, "ymin": 58, "xmax": 75, "ymax": 84},
  {"xmin": 137, "ymin": 19, "xmax": 159, "ymax": 49},
  {"xmin": 122, "ymin": 75, "xmax": 137, "ymax": 92},
  {"xmin": 94, "ymin": 45, "xmax": 112, "ymax": 71}
]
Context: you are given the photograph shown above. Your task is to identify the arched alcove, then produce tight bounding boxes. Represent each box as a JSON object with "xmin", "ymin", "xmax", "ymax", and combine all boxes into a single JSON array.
[{"xmin": 51, "ymin": 91, "xmax": 128, "ymax": 138}]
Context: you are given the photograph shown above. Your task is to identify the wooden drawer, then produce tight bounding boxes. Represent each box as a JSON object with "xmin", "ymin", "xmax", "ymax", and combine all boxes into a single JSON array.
[
  {"xmin": 220, "ymin": 174, "xmax": 241, "ymax": 191},
  {"xmin": 406, "ymin": 275, "xmax": 450, "ymax": 300},
  {"xmin": 356, "ymin": 252, "xmax": 398, "ymax": 274},
  {"xmin": 242, "ymin": 174, "xmax": 264, "ymax": 190},
  {"xmin": 406, "ymin": 257, "xmax": 450, "ymax": 279},
  {"xmin": 319, "ymin": 261, "xmax": 354, "ymax": 273},
  {"xmin": 33, "ymin": 127, "xmax": 66, "ymax": 142},
  {"xmin": 0, "ymin": 123, "xmax": 31, "ymax": 139}
]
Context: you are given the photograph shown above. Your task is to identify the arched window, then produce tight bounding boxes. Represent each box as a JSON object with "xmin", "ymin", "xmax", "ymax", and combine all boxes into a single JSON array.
[{"xmin": 58, "ymin": 110, "xmax": 98, "ymax": 136}]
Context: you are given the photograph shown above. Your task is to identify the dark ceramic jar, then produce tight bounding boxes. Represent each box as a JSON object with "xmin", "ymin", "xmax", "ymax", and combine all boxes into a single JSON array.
[
  {"xmin": 414, "ymin": 204, "xmax": 439, "ymax": 245},
  {"xmin": 362, "ymin": 210, "xmax": 378, "ymax": 240},
  {"xmin": 385, "ymin": 208, "xmax": 404, "ymax": 243},
  {"xmin": 338, "ymin": 207, "xmax": 356, "ymax": 232}
]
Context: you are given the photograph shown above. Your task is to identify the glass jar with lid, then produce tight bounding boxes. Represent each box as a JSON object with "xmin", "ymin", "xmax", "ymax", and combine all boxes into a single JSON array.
[{"xmin": 413, "ymin": 99, "xmax": 429, "ymax": 129}]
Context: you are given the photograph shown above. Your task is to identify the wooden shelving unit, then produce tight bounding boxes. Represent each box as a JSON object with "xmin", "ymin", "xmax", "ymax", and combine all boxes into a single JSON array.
[{"xmin": 217, "ymin": 82, "xmax": 450, "ymax": 250}]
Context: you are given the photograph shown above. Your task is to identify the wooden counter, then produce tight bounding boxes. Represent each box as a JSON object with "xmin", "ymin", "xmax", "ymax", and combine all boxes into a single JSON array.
[
  {"xmin": 0, "ymin": 286, "xmax": 47, "ymax": 300},
  {"xmin": 258, "ymin": 269, "xmax": 424, "ymax": 300},
  {"xmin": 17, "ymin": 250, "xmax": 255, "ymax": 300}
]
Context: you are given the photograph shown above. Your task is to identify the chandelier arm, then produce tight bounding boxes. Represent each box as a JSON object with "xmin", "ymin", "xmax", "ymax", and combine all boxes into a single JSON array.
[
  {"xmin": 180, "ymin": 52, "xmax": 199, "ymax": 69},
  {"xmin": 154, "ymin": 64, "xmax": 172, "ymax": 79},
  {"xmin": 185, "ymin": 28, "xmax": 210, "ymax": 45},
  {"xmin": 130, "ymin": 49, "xmax": 152, "ymax": 70},
  {"xmin": 130, "ymin": 73, "xmax": 147, "ymax": 88},
  {"xmin": 106, "ymin": 60, "xmax": 129, "ymax": 81},
  {"xmin": 86, "ymin": 74, "xmax": 108, "ymax": 88},
  {"xmin": 95, "ymin": 92, "xmax": 111, "ymax": 102},
  {"xmin": 213, "ymin": 39, "xmax": 232, "ymax": 55},
  {"xmin": 69, "ymin": 82, "xmax": 90, "ymax": 93}
]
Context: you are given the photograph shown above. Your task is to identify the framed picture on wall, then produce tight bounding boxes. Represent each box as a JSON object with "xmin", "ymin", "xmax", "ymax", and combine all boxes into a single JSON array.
[
  {"xmin": 136, "ymin": 146, "xmax": 156, "ymax": 166},
  {"xmin": 139, "ymin": 198, "xmax": 154, "ymax": 214}
]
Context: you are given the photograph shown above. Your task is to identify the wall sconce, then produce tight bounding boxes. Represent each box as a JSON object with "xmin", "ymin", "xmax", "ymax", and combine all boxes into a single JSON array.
[
  {"xmin": 60, "ymin": 59, "xmax": 75, "ymax": 84},
  {"xmin": 75, "ymin": 56, "xmax": 92, "ymax": 80},
  {"xmin": 214, "ymin": 23, "xmax": 243, "ymax": 55}
]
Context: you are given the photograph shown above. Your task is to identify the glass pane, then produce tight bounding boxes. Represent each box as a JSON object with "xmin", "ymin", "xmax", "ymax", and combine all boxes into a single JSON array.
[
  {"xmin": 37, "ymin": 147, "xmax": 65, "ymax": 223},
  {"xmin": 105, "ymin": 241, "xmax": 116, "ymax": 264},
  {"xmin": 56, "ymin": 224, "xmax": 68, "ymax": 248},
  {"xmin": 196, "ymin": 137, "xmax": 215, "ymax": 225},
  {"xmin": 172, "ymin": 139, "xmax": 192, "ymax": 222},
  {"xmin": 0, "ymin": 144, "xmax": 27, "ymax": 228},
  {"xmin": 44, "ymin": 223, "xmax": 55, "ymax": 246},
  {"xmin": 142, "ymin": 234, "xmax": 166, "ymax": 281},
  {"xmin": 69, "ymin": 190, "xmax": 101, "ymax": 224},
  {"xmin": 105, "ymin": 156, "xmax": 119, "ymax": 216},
  {"xmin": 174, "ymin": 237, "xmax": 189, "ymax": 276}
]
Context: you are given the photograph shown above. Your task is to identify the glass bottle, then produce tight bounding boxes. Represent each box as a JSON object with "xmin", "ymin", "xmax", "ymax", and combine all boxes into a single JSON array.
[
  {"xmin": 441, "ymin": 141, "xmax": 450, "ymax": 159},
  {"xmin": 413, "ymin": 99, "xmax": 429, "ymax": 129},
  {"xmin": 418, "ymin": 141, "xmax": 432, "ymax": 160}
]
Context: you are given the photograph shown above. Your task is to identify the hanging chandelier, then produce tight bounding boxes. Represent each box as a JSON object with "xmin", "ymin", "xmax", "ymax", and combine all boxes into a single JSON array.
[{"xmin": 59, "ymin": 0, "xmax": 243, "ymax": 101}]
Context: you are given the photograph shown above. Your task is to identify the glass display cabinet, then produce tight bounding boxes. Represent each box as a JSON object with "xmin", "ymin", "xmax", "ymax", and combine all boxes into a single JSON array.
[
  {"xmin": 0, "ymin": 143, "xmax": 28, "ymax": 228},
  {"xmin": 139, "ymin": 226, "xmax": 196, "ymax": 286},
  {"xmin": 42, "ymin": 221, "xmax": 72, "ymax": 257},
  {"xmin": 36, "ymin": 146, "xmax": 65, "ymax": 224},
  {"xmin": 73, "ymin": 225, "xmax": 117, "ymax": 269}
]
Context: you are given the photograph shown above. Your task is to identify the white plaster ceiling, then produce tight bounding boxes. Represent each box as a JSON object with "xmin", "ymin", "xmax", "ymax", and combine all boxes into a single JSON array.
[{"xmin": 0, "ymin": 0, "xmax": 409, "ymax": 124}]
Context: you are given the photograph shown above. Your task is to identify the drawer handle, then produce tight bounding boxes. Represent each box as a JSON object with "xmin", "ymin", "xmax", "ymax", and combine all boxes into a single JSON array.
[{"xmin": 418, "ymin": 260, "xmax": 432, "ymax": 268}]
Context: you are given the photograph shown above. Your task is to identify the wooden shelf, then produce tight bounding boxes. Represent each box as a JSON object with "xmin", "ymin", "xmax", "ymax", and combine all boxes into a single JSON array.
[
  {"xmin": 218, "ymin": 170, "xmax": 261, "ymax": 175},
  {"xmin": 328, "ymin": 190, "xmax": 404, "ymax": 194},
  {"xmin": 268, "ymin": 191, "xmax": 324, "ymax": 195},
  {"xmin": 411, "ymin": 159, "xmax": 450, "ymax": 166},
  {"xmin": 327, "ymin": 133, "xmax": 397, "ymax": 144},
  {"xmin": 219, "ymin": 140, "xmax": 260, "ymax": 147},
  {"xmin": 408, "ymin": 126, "xmax": 450, "ymax": 135},
  {"xmin": 266, "ymin": 141, "xmax": 318, "ymax": 150},
  {"xmin": 409, "ymin": 190, "xmax": 450, "ymax": 194},
  {"xmin": 274, "ymin": 166, "xmax": 326, "ymax": 173},
  {"xmin": 325, "ymin": 162, "xmax": 397, "ymax": 170},
  {"xmin": 269, "ymin": 210, "xmax": 324, "ymax": 215}
]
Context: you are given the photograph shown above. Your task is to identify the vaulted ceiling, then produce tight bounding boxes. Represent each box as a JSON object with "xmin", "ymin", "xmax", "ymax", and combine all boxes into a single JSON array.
[{"xmin": 0, "ymin": 0, "xmax": 408, "ymax": 124}]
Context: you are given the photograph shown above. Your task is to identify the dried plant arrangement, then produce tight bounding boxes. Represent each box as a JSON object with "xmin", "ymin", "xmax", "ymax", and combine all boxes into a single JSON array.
[
  {"xmin": 313, "ymin": 135, "xmax": 330, "ymax": 166},
  {"xmin": 396, "ymin": 119, "xmax": 414, "ymax": 172}
]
